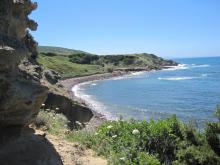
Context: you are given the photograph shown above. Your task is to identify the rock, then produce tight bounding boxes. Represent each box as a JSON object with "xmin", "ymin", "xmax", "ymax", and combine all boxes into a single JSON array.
[
  {"xmin": 0, "ymin": 131, "xmax": 63, "ymax": 165},
  {"xmin": 0, "ymin": 0, "xmax": 48, "ymax": 128},
  {"xmin": 44, "ymin": 92, "xmax": 93, "ymax": 125},
  {"xmin": 44, "ymin": 70, "xmax": 61, "ymax": 84}
]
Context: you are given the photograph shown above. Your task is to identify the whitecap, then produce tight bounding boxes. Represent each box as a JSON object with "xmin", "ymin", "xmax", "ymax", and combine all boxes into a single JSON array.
[
  {"xmin": 191, "ymin": 64, "xmax": 210, "ymax": 68},
  {"xmin": 158, "ymin": 76, "xmax": 195, "ymax": 81},
  {"xmin": 163, "ymin": 64, "xmax": 189, "ymax": 71},
  {"xmin": 201, "ymin": 74, "xmax": 208, "ymax": 77},
  {"xmin": 131, "ymin": 71, "xmax": 146, "ymax": 76},
  {"xmin": 91, "ymin": 83, "xmax": 97, "ymax": 86},
  {"xmin": 163, "ymin": 64, "xmax": 210, "ymax": 71}
]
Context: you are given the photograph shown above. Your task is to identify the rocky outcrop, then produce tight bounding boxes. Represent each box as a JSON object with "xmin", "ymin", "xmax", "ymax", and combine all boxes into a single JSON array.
[
  {"xmin": 44, "ymin": 70, "xmax": 61, "ymax": 85},
  {"xmin": 0, "ymin": 0, "xmax": 48, "ymax": 129},
  {"xmin": 44, "ymin": 90, "xmax": 93, "ymax": 125}
]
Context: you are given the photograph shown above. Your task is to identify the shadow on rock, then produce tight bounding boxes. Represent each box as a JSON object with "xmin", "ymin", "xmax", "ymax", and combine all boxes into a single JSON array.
[
  {"xmin": 0, "ymin": 127, "xmax": 63, "ymax": 165},
  {"xmin": 44, "ymin": 92, "xmax": 94, "ymax": 124}
]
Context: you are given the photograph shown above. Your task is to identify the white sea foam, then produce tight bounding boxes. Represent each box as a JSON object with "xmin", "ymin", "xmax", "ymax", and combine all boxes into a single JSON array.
[
  {"xmin": 158, "ymin": 77, "xmax": 195, "ymax": 81},
  {"xmin": 163, "ymin": 64, "xmax": 210, "ymax": 71},
  {"xmin": 158, "ymin": 73, "xmax": 208, "ymax": 81},
  {"xmin": 131, "ymin": 71, "xmax": 146, "ymax": 76},
  {"xmin": 191, "ymin": 64, "xmax": 210, "ymax": 68},
  {"xmin": 91, "ymin": 83, "xmax": 97, "ymax": 86},
  {"xmin": 201, "ymin": 73, "xmax": 208, "ymax": 77},
  {"xmin": 72, "ymin": 83, "xmax": 116, "ymax": 120},
  {"xmin": 164, "ymin": 64, "xmax": 189, "ymax": 71}
]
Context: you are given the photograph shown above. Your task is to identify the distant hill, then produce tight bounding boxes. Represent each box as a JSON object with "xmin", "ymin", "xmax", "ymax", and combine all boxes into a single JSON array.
[
  {"xmin": 38, "ymin": 46, "xmax": 88, "ymax": 55},
  {"xmin": 37, "ymin": 46, "xmax": 177, "ymax": 78}
]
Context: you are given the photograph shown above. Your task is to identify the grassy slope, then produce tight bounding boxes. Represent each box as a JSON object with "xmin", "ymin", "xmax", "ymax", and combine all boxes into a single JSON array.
[
  {"xmin": 38, "ymin": 46, "xmax": 88, "ymax": 55},
  {"xmin": 37, "ymin": 53, "xmax": 104, "ymax": 78},
  {"xmin": 37, "ymin": 46, "xmax": 175, "ymax": 78}
]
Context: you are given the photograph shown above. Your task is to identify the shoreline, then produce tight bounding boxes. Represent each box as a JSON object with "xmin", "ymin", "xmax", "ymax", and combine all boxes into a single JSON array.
[
  {"xmin": 60, "ymin": 66, "xmax": 175, "ymax": 129},
  {"xmin": 60, "ymin": 70, "xmax": 148, "ymax": 128}
]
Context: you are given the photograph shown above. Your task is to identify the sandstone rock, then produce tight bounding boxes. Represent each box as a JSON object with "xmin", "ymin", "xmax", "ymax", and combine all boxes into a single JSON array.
[
  {"xmin": 0, "ymin": 0, "xmax": 48, "ymax": 128},
  {"xmin": 0, "ymin": 131, "xmax": 63, "ymax": 165},
  {"xmin": 44, "ymin": 70, "xmax": 61, "ymax": 84},
  {"xmin": 44, "ymin": 92, "xmax": 93, "ymax": 125}
]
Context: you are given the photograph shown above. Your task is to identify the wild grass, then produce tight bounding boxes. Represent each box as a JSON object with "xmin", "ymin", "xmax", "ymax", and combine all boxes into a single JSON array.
[{"xmin": 37, "ymin": 53, "xmax": 104, "ymax": 78}]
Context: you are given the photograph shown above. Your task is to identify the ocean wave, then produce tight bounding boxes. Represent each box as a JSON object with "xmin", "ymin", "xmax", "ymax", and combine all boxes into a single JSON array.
[
  {"xmin": 191, "ymin": 64, "xmax": 210, "ymax": 68},
  {"xmin": 158, "ymin": 72, "xmax": 209, "ymax": 81},
  {"xmin": 158, "ymin": 73, "xmax": 209, "ymax": 81},
  {"xmin": 163, "ymin": 64, "xmax": 210, "ymax": 71},
  {"xmin": 164, "ymin": 64, "xmax": 189, "ymax": 71},
  {"xmin": 201, "ymin": 73, "xmax": 208, "ymax": 77},
  {"xmin": 131, "ymin": 71, "xmax": 146, "ymax": 76},
  {"xmin": 158, "ymin": 77, "xmax": 195, "ymax": 81}
]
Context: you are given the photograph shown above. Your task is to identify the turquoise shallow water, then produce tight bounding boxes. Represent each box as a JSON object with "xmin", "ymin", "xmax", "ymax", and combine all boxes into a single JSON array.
[{"xmin": 73, "ymin": 57, "xmax": 220, "ymax": 125}]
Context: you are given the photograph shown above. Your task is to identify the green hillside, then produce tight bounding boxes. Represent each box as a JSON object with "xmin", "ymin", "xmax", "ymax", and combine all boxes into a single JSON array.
[
  {"xmin": 38, "ymin": 46, "xmax": 88, "ymax": 55},
  {"xmin": 37, "ymin": 46, "xmax": 177, "ymax": 78}
]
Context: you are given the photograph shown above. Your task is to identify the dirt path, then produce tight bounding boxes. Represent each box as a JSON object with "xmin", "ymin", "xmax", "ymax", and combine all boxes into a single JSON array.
[{"xmin": 45, "ymin": 133, "xmax": 107, "ymax": 165}]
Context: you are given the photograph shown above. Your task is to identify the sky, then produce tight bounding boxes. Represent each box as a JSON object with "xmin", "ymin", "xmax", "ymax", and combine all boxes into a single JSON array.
[{"xmin": 31, "ymin": 0, "xmax": 220, "ymax": 58}]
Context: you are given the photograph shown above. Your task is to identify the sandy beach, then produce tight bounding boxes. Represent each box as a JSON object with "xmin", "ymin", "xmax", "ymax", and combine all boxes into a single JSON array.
[{"xmin": 60, "ymin": 71, "xmax": 128, "ymax": 93}]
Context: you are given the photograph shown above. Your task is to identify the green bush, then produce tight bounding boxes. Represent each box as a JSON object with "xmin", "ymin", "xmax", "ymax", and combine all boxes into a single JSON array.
[
  {"xmin": 174, "ymin": 145, "xmax": 220, "ymax": 165},
  {"xmin": 69, "ymin": 53, "xmax": 99, "ymax": 64},
  {"xmin": 34, "ymin": 110, "xmax": 69, "ymax": 135},
  {"xmin": 67, "ymin": 113, "xmax": 220, "ymax": 165}
]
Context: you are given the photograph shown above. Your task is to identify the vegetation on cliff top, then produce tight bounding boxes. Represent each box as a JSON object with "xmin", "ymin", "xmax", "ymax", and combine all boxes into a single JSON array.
[
  {"xmin": 37, "ymin": 46, "xmax": 177, "ymax": 78},
  {"xmin": 35, "ymin": 107, "xmax": 220, "ymax": 165}
]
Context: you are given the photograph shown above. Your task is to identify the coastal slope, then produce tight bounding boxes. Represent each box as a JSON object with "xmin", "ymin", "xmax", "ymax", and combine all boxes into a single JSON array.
[{"xmin": 37, "ymin": 46, "xmax": 177, "ymax": 78}]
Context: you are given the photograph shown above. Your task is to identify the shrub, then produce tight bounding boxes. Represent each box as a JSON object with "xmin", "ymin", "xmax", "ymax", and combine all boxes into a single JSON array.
[
  {"xmin": 34, "ymin": 111, "xmax": 48, "ymax": 129},
  {"xmin": 69, "ymin": 53, "xmax": 99, "ymax": 64},
  {"xmin": 174, "ymin": 145, "xmax": 220, "ymax": 165},
  {"xmin": 104, "ymin": 66, "xmax": 114, "ymax": 73},
  {"xmin": 67, "ymin": 116, "xmax": 185, "ymax": 164},
  {"xmin": 33, "ymin": 110, "xmax": 69, "ymax": 135},
  {"xmin": 42, "ymin": 52, "xmax": 57, "ymax": 57},
  {"xmin": 67, "ymin": 113, "xmax": 220, "ymax": 165}
]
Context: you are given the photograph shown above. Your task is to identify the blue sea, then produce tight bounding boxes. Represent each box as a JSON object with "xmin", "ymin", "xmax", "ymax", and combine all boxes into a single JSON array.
[{"xmin": 73, "ymin": 57, "xmax": 220, "ymax": 125}]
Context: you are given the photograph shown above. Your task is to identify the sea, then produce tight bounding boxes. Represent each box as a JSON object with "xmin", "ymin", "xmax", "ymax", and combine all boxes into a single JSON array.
[{"xmin": 72, "ymin": 57, "xmax": 220, "ymax": 126}]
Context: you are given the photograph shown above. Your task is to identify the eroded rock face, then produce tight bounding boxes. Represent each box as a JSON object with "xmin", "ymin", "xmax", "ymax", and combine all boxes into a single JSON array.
[{"xmin": 0, "ymin": 0, "xmax": 48, "ymax": 128}]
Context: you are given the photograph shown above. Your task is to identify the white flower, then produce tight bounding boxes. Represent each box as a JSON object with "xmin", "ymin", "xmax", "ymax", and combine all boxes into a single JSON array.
[
  {"xmin": 112, "ymin": 135, "xmax": 117, "ymax": 138},
  {"xmin": 55, "ymin": 107, "xmax": 59, "ymax": 110},
  {"xmin": 75, "ymin": 121, "xmax": 82, "ymax": 125},
  {"xmin": 107, "ymin": 125, "xmax": 113, "ymax": 129},
  {"xmin": 41, "ymin": 104, "xmax": 45, "ymax": 107},
  {"xmin": 119, "ymin": 157, "xmax": 126, "ymax": 161},
  {"xmin": 45, "ymin": 109, "xmax": 50, "ymax": 111},
  {"xmin": 132, "ymin": 129, "xmax": 140, "ymax": 135}
]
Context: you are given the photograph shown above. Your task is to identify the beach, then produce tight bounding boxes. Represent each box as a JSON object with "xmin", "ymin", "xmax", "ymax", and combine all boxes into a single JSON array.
[{"xmin": 60, "ymin": 71, "xmax": 133, "ymax": 129}]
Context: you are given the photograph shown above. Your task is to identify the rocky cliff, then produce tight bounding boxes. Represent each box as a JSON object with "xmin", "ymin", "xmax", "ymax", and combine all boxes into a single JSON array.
[
  {"xmin": 0, "ymin": 0, "xmax": 48, "ymax": 131},
  {"xmin": 0, "ymin": 1, "xmax": 64, "ymax": 164}
]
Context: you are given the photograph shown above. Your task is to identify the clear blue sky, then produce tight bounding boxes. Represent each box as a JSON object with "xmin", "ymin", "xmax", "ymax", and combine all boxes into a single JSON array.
[{"xmin": 31, "ymin": 0, "xmax": 220, "ymax": 58}]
